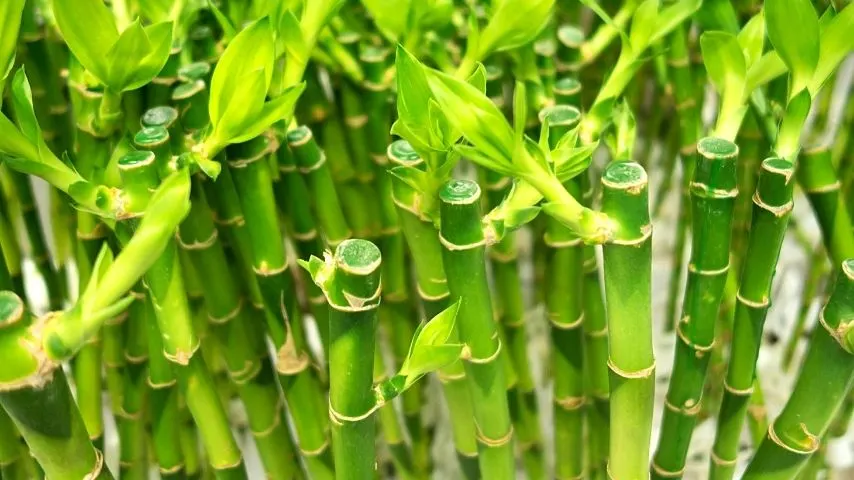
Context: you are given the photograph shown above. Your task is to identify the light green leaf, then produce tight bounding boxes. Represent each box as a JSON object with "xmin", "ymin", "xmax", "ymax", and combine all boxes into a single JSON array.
[
  {"xmin": 51, "ymin": 0, "xmax": 119, "ymax": 84},
  {"xmin": 425, "ymin": 68, "xmax": 515, "ymax": 165},
  {"xmin": 207, "ymin": 0, "xmax": 237, "ymax": 41},
  {"xmin": 809, "ymin": 3, "xmax": 854, "ymax": 95},
  {"xmin": 745, "ymin": 51, "xmax": 787, "ymax": 92},
  {"xmin": 209, "ymin": 68, "xmax": 267, "ymax": 146},
  {"xmin": 104, "ymin": 21, "xmax": 173, "ymax": 92},
  {"xmin": 513, "ymin": 81, "xmax": 527, "ymax": 145},
  {"xmin": 10, "ymin": 68, "xmax": 43, "ymax": 151},
  {"xmin": 467, "ymin": 63, "xmax": 487, "ymax": 94},
  {"xmin": 454, "ymin": 144, "xmax": 515, "ymax": 176},
  {"xmin": 361, "ymin": 0, "xmax": 410, "ymax": 41},
  {"xmin": 700, "ymin": 31, "xmax": 746, "ymax": 98},
  {"xmin": 394, "ymin": 46, "xmax": 435, "ymax": 152},
  {"xmin": 737, "ymin": 10, "xmax": 765, "ymax": 67},
  {"xmin": 629, "ymin": 0, "xmax": 659, "ymax": 53},
  {"xmin": 554, "ymin": 144, "xmax": 596, "ymax": 181},
  {"xmin": 228, "ymin": 82, "xmax": 306, "ymax": 144},
  {"xmin": 765, "ymin": 0, "xmax": 820, "ymax": 96},
  {"xmin": 209, "ymin": 17, "xmax": 275, "ymax": 126},
  {"xmin": 399, "ymin": 301, "xmax": 463, "ymax": 382},
  {"xmin": 647, "ymin": 0, "xmax": 702, "ymax": 45},
  {"xmin": 477, "ymin": 0, "xmax": 554, "ymax": 59},
  {"xmin": 277, "ymin": 9, "xmax": 307, "ymax": 66},
  {"xmin": 0, "ymin": 0, "xmax": 25, "ymax": 98}
]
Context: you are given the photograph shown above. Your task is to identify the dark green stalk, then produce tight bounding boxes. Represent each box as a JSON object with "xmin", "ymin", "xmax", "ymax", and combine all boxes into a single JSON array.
[
  {"xmin": 799, "ymin": 143, "xmax": 854, "ymax": 264},
  {"xmin": 439, "ymin": 180, "xmax": 515, "ymax": 480},
  {"xmin": 144, "ymin": 291, "xmax": 186, "ymax": 479},
  {"xmin": 225, "ymin": 137, "xmax": 333, "ymax": 479},
  {"xmin": 118, "ymin": 295, "xmax": 149, "ymax": 480},
  {"xmin": 323, "ymin": 240, "xmax": 382, "ymax": 480},
  {"xmin": 0, "ymin": 407, "xmax": 31, "ymax": 480},
  {"xmin": 0, "ymin": 204, "xmax": 24, "ymax": 297},
  {"xmin": 710, "ymin": 158, "xmax": 795, "ymax": 480},
  {"xmin": 389, "ymin": 144, "xmax": 479, "ymax": 479},
  {"xmin": 743, "ymin": 259, "xmax": 854, "ymax": 479},
  {"xmin": 178, "ymin": 176, "xmax": 301, "ymax": 479},
  {"xmin": 373, "ymin": 343, "xmax": 419, "ymax": 480},
  {"xmin": 600, "ymin": 162, "xmax": 654, "ymax": 480},
  {"xmin": 653, "ymin": 138, "xmax": 738, "ymax": 479},
  {"xmin": 288, "ymin": 126, "xmax": 352, "ymax": 247},
  {"xmin": 0, "ymin": 291, "xmax": 112, "ymax": 479}
]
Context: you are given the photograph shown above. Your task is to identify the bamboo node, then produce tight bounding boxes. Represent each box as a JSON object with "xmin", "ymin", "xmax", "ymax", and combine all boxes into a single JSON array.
[
  {"xmin": 752, "ymin": 191, "xmax": 793, "ymax": 218},
  {"xmin": 461, "ymin": 338, "xmax": 502, "ymax": 365},
  {"xmin": 818, "ymin": 307, "xmax": 854, "ymax": 353},
  {"xmin": 298, "ymin": 152, "xmax": 328, "ymax": 173},
  {"xmin": 710, "ymin": 450, "xmax": 737, "ymax": 466},
  {"xmin": 416, "ymin": 284, "xmax": 450, "ymax": 302},
  {"xmin": 608, "ymin": 224, "xmax": 652, "ymax": 246},
  {"xmin": 159, "ymin": 463, "xmax": 185, "ymax": 475},
  {"xmin": 543, "ymin": 232, "xmax": 583, "ymax": 248},
  {"xmin": 252, "ymin": 405, "xmax": 283, "ymax": 438},
  {"xmin": 84, "ymin": 449, "xmax": 105, "ymax": 480},
  {"xmin": 488, "ymin": 247, "xmax": 519, "ymax": 263},
  {"xmin": 554, "ymin": 395, "xmax": 586, "ymax": 410},
  {"xmin": 687, "ymin": 262, "xmax": 730, "ymax": 276},
  {"xmin": 345, "ymin": 114, "xmax": 369, "ymax": 128},
  {"xmin": 252, "ymin": 261, "xmax": 288, "ymax": 277},
  {"xmin": 163, "ymin": 342, "xmax": 200, "ymax": 366},
  {"xmin": 802, "ymin": 180, "xmax": 840, "ymax": 194},
  {"xmin": 211, "ymin": 455, "xmax": 245, "ymax": 471},
  {"xmin": 606, "ymin": 358, "xmax": 655, "ymax": 379},
  {"xmin": 767, "ymin": 420, "xmax": 819, "ymax": 454},
  {"xmin": 690, "ymin": 181, "xmax": 738, "ymax": 199},
  {"xmin": 176, "ymin": 228, "xmax": 219, "ymax": 250},
  {"xmin": 651, "ymin": 460, "xmax": 685, "ymax": 477},
  {"xmin": 585, "ymin": 326, "xmax": 609, "ymax": 338},
  {"xmin": 723, "ymin": 380, "xmax": 754, "ymax": 396},
  {"xmin": 147, "ymin": 377, "xmax": 177, "ymax": 389},
  {"xmin": 300, "ymin": 439, "xmax": 330, "ymax": 457},
  {"xmin": 105, "ymin": 311, "xmax": 129, "ymax": 326},
  {"xmin": 329, "ymin": 402, "xmax": 379, "ymax": 425},
  {"xmin": 736, "ymin": 291, "xmax": 769, "ymax": 309},
  {"xmin": 664, "ymin": 397, "xmax": 702, "ymax": 416},
  {"xmin": 230, "ymin": 359, "xmax": 262, "ymax": 385},
  {"xmin": 437, "ymin": 369, "xmax": 466, "ymax": 383},
  {"xmin": 676, "ymin": 324, "xmax": 715, "ymax": 353},
  {"xmin": 438, "ymin": 232, "xmax": 487, "ymax": 251},
  {"xmin": 330, "ymin": 283, "xmax": 382, "ymax": 312},
  {"xmin": 550, "ymin": 311, "xmax": 585, "ymax": 330},
  {"xmin": 208, "ymin": 297, "xmax": 245, "ymax": 325},
  {"xmin": 475, "ymin": 423, "xmax": 514, "ymax": 447},
  {"xmin": 0, "ymin": 316, "xmax": 59, "ymax": 392}
]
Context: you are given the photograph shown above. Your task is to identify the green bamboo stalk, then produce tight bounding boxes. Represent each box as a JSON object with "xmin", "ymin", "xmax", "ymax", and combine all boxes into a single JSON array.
[
  {"xmin": 653, "ymin": 138, "xmax": 738, "ymax": 479},
  {"xmin": 118, "ymin": 295, "xmax": 149, "ymax": 480},
  {"xmin": 710, "ymin": 158, "xmax": 795, "ymax": 480},
  {"xmin": 389, "ymin": 143, "xmax": 480, "ymax": 479},
  {"xmin": 225, "ymin": 137, "xmax": 333, "ymax": 479},
  {"xmin": 178, "ymin": 176, "xmax": 302, "ymax": 480},
  {"xmin": 743, "ymin": 259, "xmax": 854, "ymax": 479},
  {"xmin": 541, "ymin": 105, "xmax": 585, "ymax": 480},
  {"xmin": 323, "ymin": 239, "xmax": 383, "ymax": 480},
  {"xmin": 799, "ymin": 143, "xmax": 854, "ymax": 264},
  {"xmin": 373, "ymin": 343, "xmax": 420, "ymax": 480},
  {"xmin": 116, "ymin": 146, "xmax": 246, "ymax": 478},
  {"xmin": 0, "ymin": 291, "xmax": 112, "ymax": 479},
  {"xmin": 439, "ymin": 179, "xmax": 515, "ymax": 480},
  {"xmin": 288, "ymin": 126, "xmax": 352, "ymax": 247},
  {"xmin": 0, "ymin": 407, "xmax": 31, "ymax": 480},
  {"xmin": 0, "ymin": 202, "xmax": 24, "ymax": 297},
  {"xmin": 273, "ymin": 144, "xmax": 331, "ymax": 349},
  {"xmin": 782, "ymin": 246, "xmax": 829, "ymax": 370},
  {"xmin": 600, "ymin": 161, "xmax": 654, "ymax": 480}
]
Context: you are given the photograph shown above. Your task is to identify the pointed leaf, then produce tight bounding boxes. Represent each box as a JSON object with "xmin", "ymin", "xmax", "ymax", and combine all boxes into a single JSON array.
[
  {"xmin": 809, "ymin": 3, "xmax": 854, "ymax": 95},
  {"xmin": 630, "ymin": 0, "xmax": 659, "ymax": 52},
  {"xmin": 0, "ymin": 0, "xmax": 25, "ymax": 97},
  {"xmin": 477, "ymin": 0, "xmax": 554, "ymax": 58},
  {"xmin": 228, "ymin": 82, "xmax": 306, "ymax": 144},
  {"xmin": 700, "ymin": 31, "xmax": 746, "ymax": 97},
  {"xmin": 737, "ymin": 10, "xmax": 766, "ymax": 67},
  {"xmin": 208, "ymin": 0, "xmax": 237, "ymax": 41},
  {"xmin": 648, "ymin": 0, "xmax": 702, "ymax": 44},
  {"xmin": 765, "ymin": 0, "xmax": 820, "ymax": 96},
  {"xmin": 51, "ymin": 0, "xmax": 118, "ymax": 83},
  {"xmin": 467, "ymin": 63, "xmax": 487, "ymax": 94},
  {"xmin": 209, "ymin": 17, "xmax": 275, "ymax": 125},
  {"xmin": 10, "ymin": 68, "xmax": 42, "ymax": 150},
  {"xmin": 454, "ymin": 144, "xmax": 515, "ymax": 176}
]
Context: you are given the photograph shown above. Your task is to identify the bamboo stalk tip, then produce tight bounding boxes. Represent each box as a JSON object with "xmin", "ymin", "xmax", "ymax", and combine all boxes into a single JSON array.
[
  {"xmin": 601, "ymin": 161, "xmax": 648, "ymax": 191},
  {"xmin": 387, "ymin": 140, "xmax": 422, "ymax": 166},
  {"xmin": 285, "ymin": 125, "xmax": 313, "ymax": 147},
  {"xmin": 172, "ymin": 80, "xmax": 205, "ymax": 102},
  {"xmin": 538, "ymin": 104, "xmax": 581, "ymax": 126},
  {"xmin": 554, "ymin": 76, "xmax": 582, "ymax": 95},
  {"xmin": 557, "ymin": 25, "xmax": 584, "ymax": 48},
  {"xmin": 134, "ymin": 126, "xmax": 170, "ymax": 149},
  {"xmin": 141, "ymin": 106, "xmax": 178, "ymax": 129},
  {"xmin": 177, "ymin": 62, "xmax": 211, "ymax": 83},
  {"xmin": 0, "ymin": 291, "xmax": 25, "ymax": 328},
  {"xmin": 439, "ymin": 179, "xmax": 481, "ymax": 205},
  {"xmin": 697, "ymin": 137, "xmax": 738, "ymax": 160},
  {"xmin": 336, "ymin": 239, "xmax": 382, "ymax": 276},
  {"xmin": 118, "ymin": 150, "xmax": 156, "ymax": 170}
]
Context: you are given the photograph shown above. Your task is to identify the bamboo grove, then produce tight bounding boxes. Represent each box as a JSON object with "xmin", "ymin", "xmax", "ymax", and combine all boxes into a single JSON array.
[{"xmin": 0, "ymin": 0, "xmax": 853, "ymax": 479}]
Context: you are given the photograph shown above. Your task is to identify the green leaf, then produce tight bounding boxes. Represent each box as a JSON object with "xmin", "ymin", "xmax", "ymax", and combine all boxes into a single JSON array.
[
  {"xmin": 477, "ymin": 0, "xmax": 554, "ymax": 59},
  {"xmin": 765, "ymin": 0, "xmax": 820, "ymax": 96},
  {"xmin": 209, "ymin": 17, "xmax": 275, "ymax": 126},
  {"xmin": 276, "ymin": 9, "xmax": 307, "ymax": 67},
  {"xmin": 700, "ymin": 31, "xmax": 746, "ymax": 99},
  {"xmin": 745, "ymin": 51, "xmax": 787, "ymax": 92},
  {"xmin": 399, "ymin": 301, "xmax": 463, "ymax": 385},
  {"xmin": 213, "ymin": 68, "xmax": 267, "ymax": 142},
  {"xmin": 466, "ymin": 63, "xmax": 487, "ymax": 94},
  {"xmin": 0, "ymin": 0, "xmax": 25, "ymax": 97},
  {"xmin": 737, "ymin": 9, "xmax": 765, "ymax": 67},
  {"xmin": 207, "ymin": 0, "xmax": 237, "ymax": 41},
  {"xmin": 51, "ymin": 0, "xmax": 118, "ymax": 84},
  {"xmin": 228, "ymin": 82, "xmax": 306, "ymax": 144},
  {"xmin": 629, "ymin": 0, "xmax": 659, "ymax": 53},
  {"xmin": 105, "ymin": 20, "xmax": 173, "ymax": 92},
  {"xmin": 647, "ymin": 0, "xmax": 702, "ymax": 45},
  {"xmin": 454, "ymin": 144, "xmax": 515, "ymax": 176},
  {"xmin": 425, "ymin": 68, "xmax": 515, "ymax": 165},
  {"xmin": 809, "ymin": 3, "xmax": 854, "ymax": 95},
  {"xmin": 361, "ymin": 0, "xmax": 410, "ymax": 41},
  {"xmin": 10, "ymin": 68, "xmax": 43, "ymax": 151},
  {"xmin": 513, "ymin": 81, "xmax": 527, "ymax": 145},
  {"xmin": 394, "ymin": 46, "xmax": 436, "ymax": 154}
]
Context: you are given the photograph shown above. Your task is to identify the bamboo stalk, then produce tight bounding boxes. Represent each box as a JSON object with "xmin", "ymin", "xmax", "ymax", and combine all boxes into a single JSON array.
[
  {"xmin": 710, "ymin": 158, "xmax": 795, "ymax": 480},
  {"xmin": 743, "ymin": 259, "xmax": 854, "ymax": 479},
  {"xmin": 439, "ymin": 179, "xmax": 515, "ymax": 480},
  {"xmin": 653, "ymin": 138, "xmax": 738, "ymax": 478},
  {"xmin": 601, "ymin": 161, "xmax": 654, "ymax": 480}
]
